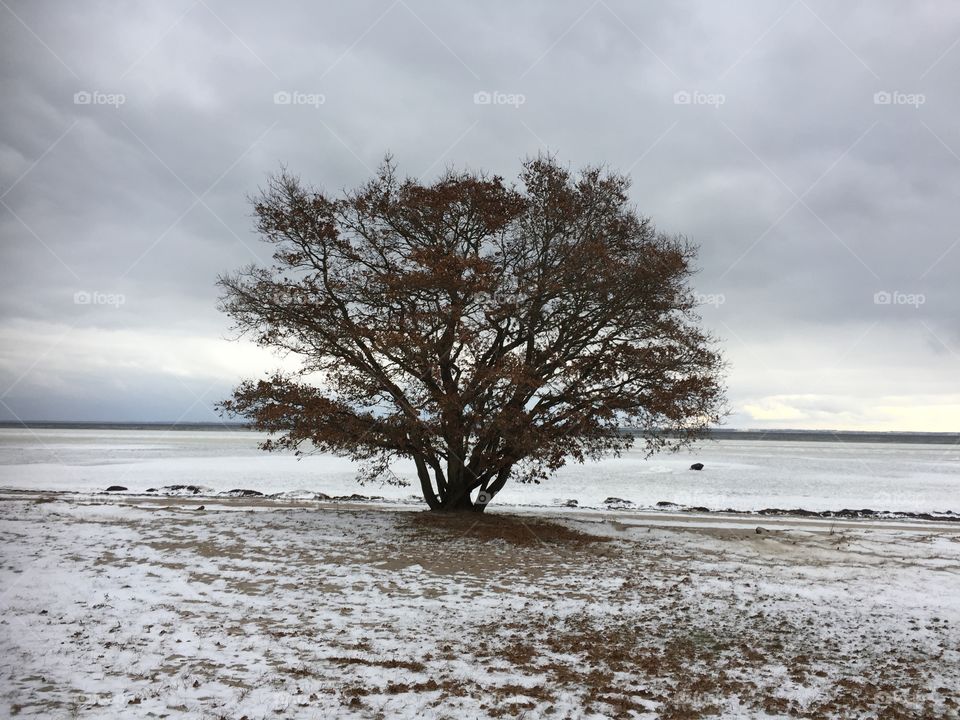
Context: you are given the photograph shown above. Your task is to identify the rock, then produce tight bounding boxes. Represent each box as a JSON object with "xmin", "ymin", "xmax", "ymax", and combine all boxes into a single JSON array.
[
  {"xmin": 603, "ymin": 497, "xmax": 634, "ymax": 505},
  {"xmin": 656, "ymin": 501, "xmax": 679, "ymax": 508},
  {"xmin": 267, "ymin": 491, "xmax": 332, "ymax": 501},
  {"xmin": 332, "ymin": 493, "xmax": 381, "ymax": 502},
  {"xmin": 563, "ymin": 499, "xmax": 578, "ymax": 507},
  {"xmin": 689, "ymin": 506, "xmax": 710, "ymax": 512},
  {"xmin": 105, "ymin": 485, "xmax": 127, "ymax": 492},
  {"xmin": 690, "ymin": 463, "xmax": 704, "ymax": 471},
  {"xmin": 220, "ymin": 489, "xmax": 264, "ymax": 498},
  {"xmin": 160, "ymin": 484, "xmax": 203, "ymax": 495},
  {"xmin": 755, "ymin": 526, "xmax": 767, "ymax": 534},
  {"xmin": 832, "ymin": 508, "xmax": 878, "ymax": 519}
]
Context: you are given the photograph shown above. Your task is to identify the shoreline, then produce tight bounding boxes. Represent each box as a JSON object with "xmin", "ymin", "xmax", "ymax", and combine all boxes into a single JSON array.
[{"xmin": 4, "ymin": 489, "xmax": 959, "ymax": 533}]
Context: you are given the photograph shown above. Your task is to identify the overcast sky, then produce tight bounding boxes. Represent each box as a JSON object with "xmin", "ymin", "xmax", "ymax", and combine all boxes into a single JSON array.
[{"xmin": 1, "ymin": 0, "xmax": 958, "ymax": 430}]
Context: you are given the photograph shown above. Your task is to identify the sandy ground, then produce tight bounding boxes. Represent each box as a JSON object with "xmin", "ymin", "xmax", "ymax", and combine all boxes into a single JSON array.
[{"xmin": 1, "ymin": 493, "xmax": 959, "ymax": 719}]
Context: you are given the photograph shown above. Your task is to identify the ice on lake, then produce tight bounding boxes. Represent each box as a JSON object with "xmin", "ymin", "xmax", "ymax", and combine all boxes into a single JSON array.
[{"xmin": 0, "ymin": 428, "xmax": 957, "ymax": 514}]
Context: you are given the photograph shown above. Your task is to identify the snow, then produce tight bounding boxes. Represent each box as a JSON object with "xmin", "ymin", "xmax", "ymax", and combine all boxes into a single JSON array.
[
  {"xmin": 1, "ymin": 497, "xmax": 958, "ymax": 718},
  {"xmin": 1, "ymin": 429, "xmax": 958, "ymax": 514},
  {"xmin": 2, "ymin": 428, "xmax": 959, "ymax": 716}
]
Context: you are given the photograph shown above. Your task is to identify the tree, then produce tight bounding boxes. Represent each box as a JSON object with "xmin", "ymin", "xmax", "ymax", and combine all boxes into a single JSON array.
[{"xmin": 218, "ymin": 155, "xmax": 725, "ymax": 512}]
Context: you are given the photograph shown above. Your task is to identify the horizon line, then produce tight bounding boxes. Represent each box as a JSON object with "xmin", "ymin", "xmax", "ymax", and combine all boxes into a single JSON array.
[{"xmin": 0, "ymin": 420, "xmax": 957, "ymax": 440}]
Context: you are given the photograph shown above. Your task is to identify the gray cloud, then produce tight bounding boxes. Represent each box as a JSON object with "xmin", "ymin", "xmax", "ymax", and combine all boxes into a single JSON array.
[{"xmin": 1, "ymin": 0, "xmax": 958, "ymax": 428}]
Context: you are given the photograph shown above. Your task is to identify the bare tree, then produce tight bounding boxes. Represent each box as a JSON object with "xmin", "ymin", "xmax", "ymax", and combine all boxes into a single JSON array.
[{"xmin": 218, "ymin": 155, "xmax": 725, "ymax": 511}]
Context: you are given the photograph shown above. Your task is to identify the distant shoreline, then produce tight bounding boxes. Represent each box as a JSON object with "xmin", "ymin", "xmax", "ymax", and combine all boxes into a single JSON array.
[{"xmin": 0, "ymin": 421, "xmax": 957, "ymax": 444}]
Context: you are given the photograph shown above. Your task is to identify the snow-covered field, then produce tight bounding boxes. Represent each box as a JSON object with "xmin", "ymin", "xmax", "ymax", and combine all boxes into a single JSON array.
[
  {"xmin": 1, "ymin": 495, "xmax": 958, "ymax": 719},
  {"xmin": 1, "ymin": 429, "xmax": 958, "ymax": 514}
]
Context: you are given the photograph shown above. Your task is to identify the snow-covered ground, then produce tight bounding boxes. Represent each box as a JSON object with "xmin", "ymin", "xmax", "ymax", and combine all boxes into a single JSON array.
[
  {"xmin": 1, "ymin": 495, "xmax": 958, "ymax": 719},
  {"xmin": 1, "ymin": 428, "xmax": 958, "ymax": 514}
]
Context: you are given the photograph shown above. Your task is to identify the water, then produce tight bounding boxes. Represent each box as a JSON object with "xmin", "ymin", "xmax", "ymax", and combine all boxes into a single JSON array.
[{"xmin": 0, "ymin": 428, "xmax": 957, "ymax": 513}]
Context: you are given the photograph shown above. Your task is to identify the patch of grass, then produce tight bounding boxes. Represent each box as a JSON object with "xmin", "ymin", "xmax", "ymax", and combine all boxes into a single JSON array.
[
  {"xmin": 326, "ymin": 656, "xmax": 427, "ymax": 673},
  {"xmin": 403, "ymin": 511, "xmax": 609, "ymax": 547}
]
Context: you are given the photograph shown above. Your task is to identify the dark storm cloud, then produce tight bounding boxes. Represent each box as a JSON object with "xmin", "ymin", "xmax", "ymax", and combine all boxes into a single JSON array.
[{"xmin": 1, "ymin": 0, "xmax": 958, "ymax": 427}]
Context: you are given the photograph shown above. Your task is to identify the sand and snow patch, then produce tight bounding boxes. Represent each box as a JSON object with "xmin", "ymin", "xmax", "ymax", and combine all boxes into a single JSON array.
[{"xmin": 1, "ymin": 495, "xmax": 958, "ymax": 719}]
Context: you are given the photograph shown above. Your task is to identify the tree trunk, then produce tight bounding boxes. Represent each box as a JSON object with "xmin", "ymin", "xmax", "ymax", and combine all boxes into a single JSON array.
[
  {"xmin": 413, "ymin": 453, "xmax": 441, "ymax": 511},
  {"xmin": 439, "ymin": 490, "xmax": 477, "ymax": 512},
  {"xmin": 435, "ymin": 471, "xmax": 480, "ymax": 511}
]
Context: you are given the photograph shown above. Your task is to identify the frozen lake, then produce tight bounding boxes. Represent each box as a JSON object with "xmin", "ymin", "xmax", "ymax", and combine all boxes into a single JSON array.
[{"xmin": 0, "ymin": 428, "xmax": 957, "ymax": 513}]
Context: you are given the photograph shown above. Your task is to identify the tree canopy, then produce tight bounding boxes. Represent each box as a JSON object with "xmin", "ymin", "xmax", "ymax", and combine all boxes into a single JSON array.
[{"xmin": 218, "ymin": 155, "xmax": 725, "ymax": 511}]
